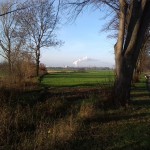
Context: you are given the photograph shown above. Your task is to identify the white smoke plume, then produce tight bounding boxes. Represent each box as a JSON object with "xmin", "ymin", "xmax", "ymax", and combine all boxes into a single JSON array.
[{"xmin": 73, "ymin": 56, "xmax": 98, "ymax": 66}]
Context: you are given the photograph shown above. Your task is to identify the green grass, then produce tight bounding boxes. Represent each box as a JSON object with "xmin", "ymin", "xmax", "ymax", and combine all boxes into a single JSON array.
[
  {"xmin": 42, "ymin": 70, "xmax": 114, "ymax": 87},
  {"xmin": 0, "ymin": 71, "xmax": 5, "ymax": 77}
]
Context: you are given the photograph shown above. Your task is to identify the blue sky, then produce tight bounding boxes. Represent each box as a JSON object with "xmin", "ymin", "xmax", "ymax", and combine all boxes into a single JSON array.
[
  {"xmin": 40, "ymin": 8, "xmax": 116, "ymax": 68},
  {"xmin": 0, "ymin": 1, "xmax": 116, "ymax": 68}
]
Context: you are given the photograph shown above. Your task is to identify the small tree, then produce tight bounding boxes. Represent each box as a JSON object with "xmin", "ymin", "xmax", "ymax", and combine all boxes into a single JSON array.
[
  {"xmin": 39, "ymin": 63, "xmax": 47, "ymax": 76},
  {"xmin": 16, "ymin": 0, "xmax": 61, "ymax": 77},
  {"xmin": 0, "ymin": 0, "xmax": 26, "ymax": 74}
]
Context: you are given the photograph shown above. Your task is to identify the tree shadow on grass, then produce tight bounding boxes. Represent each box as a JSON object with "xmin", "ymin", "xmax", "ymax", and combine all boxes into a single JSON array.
[
  {"xmin": 1, "ymin": 81, "xmax": 150, "ymax": 149},
  {"xmin": 0, "ymin": 87, "xmax": 47, "ymax": 106},
  {"xmin": 41, "ymin": 83, "xmax": 109, "ymax": 88},
  {"xmin": 41, "ymin": 81, "xmax": 150, "ymax": 150},
  {"xmin": 49, "ymin": 107, "xmax": 150, "ymax": 150},
  {"xmin": 82, "ymin": 111, "xmax": 150, "ymax": 125},
  {"xmin": 131, "ymin": 99, "xmax": 150, "ymax": 106}
]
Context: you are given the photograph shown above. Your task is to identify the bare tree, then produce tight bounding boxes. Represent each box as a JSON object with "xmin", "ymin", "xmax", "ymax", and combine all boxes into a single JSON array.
[
  {"xmin": 63, "ymin": 0, "xmax": 150, "ymax": 107},
  {"xmin": 16, "ymin": 0, "xmax": 61, "ymax": 77},
  {"xmin": 0, "ymin": 1, "xmax": 25, "ymax": 74}
]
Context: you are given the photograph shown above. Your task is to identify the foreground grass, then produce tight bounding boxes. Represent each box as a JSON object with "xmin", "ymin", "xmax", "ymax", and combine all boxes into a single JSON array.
[
  {"xmin": 1, "ymin": 71, "xmax": 150, "ymax": 150},
  {"xmin": 1, "ymin": 84, "xmax": 150, "ymax": 150}
]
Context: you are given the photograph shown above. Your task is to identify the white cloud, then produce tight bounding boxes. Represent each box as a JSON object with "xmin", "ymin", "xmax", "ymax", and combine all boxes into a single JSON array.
[{"xmin": 73, "ymin": 56, "xmax": 98, "ymax": 66}]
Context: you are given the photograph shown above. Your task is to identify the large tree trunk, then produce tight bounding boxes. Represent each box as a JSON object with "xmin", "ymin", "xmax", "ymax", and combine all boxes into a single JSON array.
[
  {"xmin": 114, "ymin": 0, "xmax": 150, "ymax": 107},
  {"xmin": 114, "ymin": 49, "xmax": 135, "ymax": 106}
]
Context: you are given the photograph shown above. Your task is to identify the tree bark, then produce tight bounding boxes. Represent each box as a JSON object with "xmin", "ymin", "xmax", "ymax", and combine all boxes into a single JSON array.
[
  {"xmin": 115, "ymin": 0, "xmax": 127, "ymax": 77},
  {"xmin": 114, "ymin": 56, "xmax": 134, "ymax": 107}
]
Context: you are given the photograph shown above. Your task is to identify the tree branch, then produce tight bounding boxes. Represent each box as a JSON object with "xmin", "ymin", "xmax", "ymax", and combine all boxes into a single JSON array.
[{"xmin": 0, "ymin": 6, "xmax": 28, "ymax": 17}]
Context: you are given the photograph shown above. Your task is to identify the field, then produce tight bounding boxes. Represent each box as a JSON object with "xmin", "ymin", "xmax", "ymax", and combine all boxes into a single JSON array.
[
  {"xmin": 1, "ymin": 70, "xmax": 150, "ymax": 149},
  {"xmin": 41, "ymin": 70, "xmax": 114, "ymax": 87}
]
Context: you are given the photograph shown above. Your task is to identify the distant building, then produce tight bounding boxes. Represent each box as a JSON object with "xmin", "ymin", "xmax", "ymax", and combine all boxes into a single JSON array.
[{"xmin": 64, "ymin": 65, "xmax": 69, "ymax": 68}]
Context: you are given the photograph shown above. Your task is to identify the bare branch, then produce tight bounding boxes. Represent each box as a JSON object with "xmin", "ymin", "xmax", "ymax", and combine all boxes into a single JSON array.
[{"xmin": 0, "ymin": 5, "xmax": 28, "ymax": 17}]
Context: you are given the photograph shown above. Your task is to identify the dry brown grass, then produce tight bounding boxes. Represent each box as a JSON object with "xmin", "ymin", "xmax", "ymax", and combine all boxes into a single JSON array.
[
  {"xmin": 34, "ymin": 115, "xmax": 78, "ymax": 149},
  {"xmin": 0, "ymin": 75, "xmax": 39, "ymax": 91},
  {"xmin": 78, "ymin": 101, "xmax": 96, "ymax": 119}
]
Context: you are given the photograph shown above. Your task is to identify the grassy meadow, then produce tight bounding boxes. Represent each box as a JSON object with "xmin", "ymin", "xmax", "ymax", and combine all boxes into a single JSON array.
[
  {"xmin": 1, "ymin": 69, "xmax": 150, "ymax": 149},
  {"xmin": 41, "ymin": 70, "xmax": 114, "ymax": 87}
]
